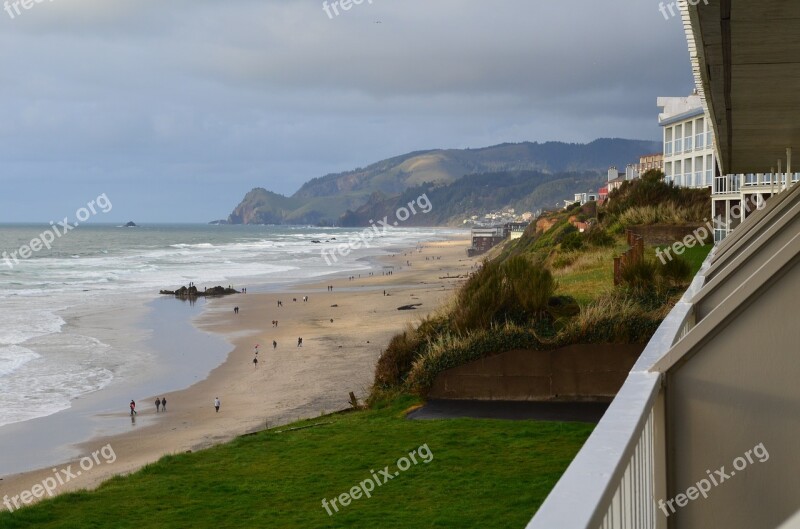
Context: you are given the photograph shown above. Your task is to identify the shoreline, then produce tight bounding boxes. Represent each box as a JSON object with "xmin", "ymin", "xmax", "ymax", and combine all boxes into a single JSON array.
[{"xmin": 0, "ymin": 234, "xmax": 474, "ymax": 509}]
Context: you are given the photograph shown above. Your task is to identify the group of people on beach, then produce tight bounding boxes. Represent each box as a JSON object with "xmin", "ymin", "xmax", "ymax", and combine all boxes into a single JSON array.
[{"xmin": 129, "ymin": 397, "xmax": 166, "ymax": 416}]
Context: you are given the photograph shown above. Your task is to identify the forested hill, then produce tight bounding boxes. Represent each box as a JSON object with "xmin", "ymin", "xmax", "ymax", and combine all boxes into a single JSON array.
[{"xmin": 226, "ymin": 138, "xmax": 660, "ymax": 226}]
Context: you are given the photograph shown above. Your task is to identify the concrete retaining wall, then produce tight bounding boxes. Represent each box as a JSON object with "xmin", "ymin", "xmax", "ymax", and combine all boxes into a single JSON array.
[{"xmin": 428, "ymin": 344, "xmax": 645, "ymax": 401}]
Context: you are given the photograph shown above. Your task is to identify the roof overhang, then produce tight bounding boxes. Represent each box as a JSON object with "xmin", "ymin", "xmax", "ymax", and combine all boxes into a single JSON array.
[{"xmin": 681, "ymin": 0, "xmax": 800, "ymax": 174}]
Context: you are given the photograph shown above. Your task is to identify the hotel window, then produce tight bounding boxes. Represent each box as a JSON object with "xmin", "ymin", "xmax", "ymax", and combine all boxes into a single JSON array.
[
  {"xmin": 665, "ymin": 127, "xmax": 673, "ymax": 156},
  {"xmin": 684, "ymin": 122, "xmax": 693, "ymax": 152},
  {"xmin": 685, "ymin": 158, "xmax": 693, "ymax": 187},
  {"xmin": 675, "ymin": 160, "xmax": 682, "ymax": 186},
  {"xmin": 705, "ymin": 154, "xmax": 713, "ymax": 185},
  {"xmin": 707, "ymin": 128, "xmax": 713, "ymax": 147},
  {"xmin": 675, "ymin": 125, "xmax": 683, "ymax": 154},
  {"xmin": 694, "ymin": 156, "xmax": 703, "ymax": 188},
  {"xmin": 665, "ymin": 161, "xmax": 673, "ymax": 183},
  {"xmin": 695, "ymin": 118, "xmax": 705, "ymax": 149}
]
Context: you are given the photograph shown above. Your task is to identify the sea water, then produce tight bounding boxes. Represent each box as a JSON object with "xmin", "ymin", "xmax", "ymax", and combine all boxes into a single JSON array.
[{"xmin": 0, "ymin": 224, "xmax": 452, "ymax": 429}]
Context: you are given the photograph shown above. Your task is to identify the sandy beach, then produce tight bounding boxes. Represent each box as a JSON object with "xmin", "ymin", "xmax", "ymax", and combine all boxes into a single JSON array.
[{"xmin": 0, "ymin": 236, "xmax": 474, "ymax": 507}]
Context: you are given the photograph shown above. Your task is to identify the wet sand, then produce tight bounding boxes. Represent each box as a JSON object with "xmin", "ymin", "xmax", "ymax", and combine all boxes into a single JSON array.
[{"xmin": 0, "ymin": 237, "xmax": 474, "ymax": 509}]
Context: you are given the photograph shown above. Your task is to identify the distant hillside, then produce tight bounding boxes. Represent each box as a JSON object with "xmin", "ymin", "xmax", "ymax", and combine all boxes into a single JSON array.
[
  {"xmin": 339, "ymin": 171, "xmax": 605, "ymax": 227},
  {"xmin": 226, "ymin": 138, "xmax": 660, "ymax": 226}
]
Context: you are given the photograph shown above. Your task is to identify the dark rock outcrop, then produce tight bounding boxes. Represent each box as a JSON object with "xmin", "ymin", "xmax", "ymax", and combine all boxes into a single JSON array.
[{"xmin": 160, "ymin": 285, "xmax": 240, "ymax": 298}]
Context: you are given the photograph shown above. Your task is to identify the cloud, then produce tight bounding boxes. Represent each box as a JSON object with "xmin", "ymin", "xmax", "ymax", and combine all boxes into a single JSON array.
[{"xmin": 0, "ymin": 0, "xmax": 693, "ymax": 221}]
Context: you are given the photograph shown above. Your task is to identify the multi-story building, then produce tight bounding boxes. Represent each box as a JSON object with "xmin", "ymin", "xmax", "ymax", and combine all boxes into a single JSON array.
[
  {"xmin": 658, "ymin": 92, "xmax": 717, "ymax": 188},
  {"xmin": 637, "ymin": 153, "xmax": 664, "ymax": 174}
]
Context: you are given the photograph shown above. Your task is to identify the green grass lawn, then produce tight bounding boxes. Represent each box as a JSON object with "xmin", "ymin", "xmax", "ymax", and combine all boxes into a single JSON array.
[
  {"xmin": 0, "ymin": 396, "xmax": 594, "ymax": 529},
  {"xmin": 655, "ymin": 241, "xmax": 713, "ymax": 276}
]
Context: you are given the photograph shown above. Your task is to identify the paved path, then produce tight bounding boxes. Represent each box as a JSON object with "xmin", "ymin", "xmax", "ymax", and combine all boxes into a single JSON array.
[{"xmin": 407, "ymin": 399, "xmax": 609, "ymax": 423}]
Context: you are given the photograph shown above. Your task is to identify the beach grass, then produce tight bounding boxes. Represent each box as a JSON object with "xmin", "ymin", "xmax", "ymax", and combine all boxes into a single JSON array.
[{"xmin": 0, "ymin": 396, "xmax": 593, "ymax": 529}]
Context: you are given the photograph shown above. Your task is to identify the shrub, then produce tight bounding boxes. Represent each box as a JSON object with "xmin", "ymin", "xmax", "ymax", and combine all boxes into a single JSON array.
[
  {"xmin": 451, "ymin": 256, "xmax": 556, "ymax": 333},
  {"xmin": 551, "ymin": 252, "xmax": 577, "ymax": 269},
  {"xmin": 405, "ymin": 323, "xmax": 552, "ymax": 395},
  {"xmin": 620, "ymin": 259, "xmax": 659, "ymax": 291},
  {"xmin": 585, "ymin": 226, "xmax": 615, "ymax": 247},
  {"xmin": 560, "ymin": 232, "xmax": 584, "ymax": 251},
  {"xmin": 607, "ymin": 221, "xmax": 624, "ymax": 235},
  {"xmin": 658, "ymin": 255, "xmax": 692, "ymax": 285},
  {"xmin": 563, "ymin": 292, "xmax": 661, "ymax": 343},
  {"xmin": 373, "ymin": 325, "xmax": 425, "ymax": 388}
]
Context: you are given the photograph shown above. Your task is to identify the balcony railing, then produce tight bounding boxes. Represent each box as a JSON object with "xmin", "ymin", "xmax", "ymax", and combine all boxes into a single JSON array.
[
  {"xmin": 528, "ymin": 173, "xmax": 799, "ymax": 529},
  {"xmin": 527, "ymin": 272, "xmax": 706, "ymax": 529},
  {"xmin": 713, "ymin": 174, "xmax": 741, "ymax": 195},
  {"xmin": 715, "ymin": 173, "xmax": 800, "ymax": 196}
]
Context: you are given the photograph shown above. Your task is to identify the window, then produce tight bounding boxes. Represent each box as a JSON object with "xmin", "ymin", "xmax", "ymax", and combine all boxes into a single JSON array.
[
  {"xmin": 675, "ymin": 125, "xmax": 683, "ymax": 154},
  {"xmin": 685, "ymin": 158, "xmax": 693, "ymax": 187},
  {"xmin": 695, "ymin": 117, "xmax": 705, "ymax": 149},
  {"xmin": 705, "ymin": 154, "xmax": 713, "ymax": 185},
  {"xmin": 675, "ymin": 160, "xmax": 682, "ymax": 186},
  {"xmin": 684, "ymin": 122, "xmax": 693, "ymax": 151},
  {"xmin": 694, "ymin": 157, "xmax": 703, "ymax": 188},
  {"xmin": 665, "ymin": 127, "xmax": 673, "ymax": 156}
]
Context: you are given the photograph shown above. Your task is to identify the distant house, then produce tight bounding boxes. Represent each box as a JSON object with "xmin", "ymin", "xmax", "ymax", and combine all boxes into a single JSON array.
[
  {"xmin": 598, "ymin": 186, "xmax": 609, "ymax": 204},
  {"xmin": 467, "ymin": 227, "xmax": 506, "ymax": 257},
  {"xmin": 605, "ymin": 166, "xmax": 626, "ymax": 193},
  {"xmin": 504, "ymin": 222, "xmax": 529, "ymax": 240},
  {"xmin": 573, "ymin": 192, "xmax": 598, "ymax": 206}
]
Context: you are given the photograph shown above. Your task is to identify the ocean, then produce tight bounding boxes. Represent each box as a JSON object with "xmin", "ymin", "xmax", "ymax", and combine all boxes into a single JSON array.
[{"xmin": 0, "ymin": 224, "xmax": 453, "ymax": 431}]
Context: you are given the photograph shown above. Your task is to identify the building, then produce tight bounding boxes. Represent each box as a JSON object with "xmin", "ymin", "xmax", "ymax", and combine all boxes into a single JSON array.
[
  {"xmin": 503, "ymin": 222, "xmax": 528, "ymax": 240},
  {"xmin": 658, "ymin": 92, "xmax": 717, "ymax": 188},
  {"xmin": 637, "ymin": 153, "xmax": 664, "ymax": 175},
  {"xmin": 598, "ymin": 186, "xmax": 608, "ymax": 204},
  {"xmin": 528, "ymin": 2, "xmax": 800, "ymax": 528},
  {"xmin": 467, "ymin": 227, "xmax": 505, "ymax": 256},
  {"xmin": 572, "ymin": 192, "xmax": 598, "ymax": 206},
  {"xmin": 607, "ymin": 167, "xmax": 626, "ymax": 193},
  {"xmin": 711, "ymin": 171, "xmax": 798, "ymax": 241}
]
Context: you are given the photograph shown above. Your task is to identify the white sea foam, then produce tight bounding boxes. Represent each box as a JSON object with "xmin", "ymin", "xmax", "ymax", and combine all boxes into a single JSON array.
[{"xmin": 0, "ymin": 225, "xmax": 457, "ymax": 428}]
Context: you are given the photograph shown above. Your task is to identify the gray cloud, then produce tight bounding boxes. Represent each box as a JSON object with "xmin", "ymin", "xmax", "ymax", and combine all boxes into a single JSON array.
[{"xmin": 0, "ymin": 0, "xmax": 692, "ymax": 222}]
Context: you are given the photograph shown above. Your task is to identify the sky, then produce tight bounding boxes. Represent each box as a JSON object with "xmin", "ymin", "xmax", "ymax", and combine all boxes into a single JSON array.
[{"xmin": 0, "ymin": 0, "xmax": 694, "ymax": 223}]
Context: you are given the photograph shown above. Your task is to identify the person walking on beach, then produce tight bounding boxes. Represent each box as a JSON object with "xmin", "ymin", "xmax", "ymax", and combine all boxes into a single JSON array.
[
  {"xmin": 273, "ymin": 340, "xmax": 277, "ymax": 349},
  {"xmin": 130, "ymin": 400, "xmax": 137, "ymax": 416},
  {"xmin": 234, "ymin": 306, "xmax": 239, "ymax": 314},
  {"xmin": 297, "ymin": 337, "xmax": 303, "ymax": 347},
  {"xmin": 161, "ymin": 397, "xmax": 167, "ymax": 411},
  {"xmin": 155, "ymin": 398, "xmax": 161, "ymax": 413},
  {"xmin": 253, "ymin": 357, "xmax": 258, "ymax": 369},
  {"xmin": 214, "ymin": 397, "xmax": 221, "ymax": 413}
]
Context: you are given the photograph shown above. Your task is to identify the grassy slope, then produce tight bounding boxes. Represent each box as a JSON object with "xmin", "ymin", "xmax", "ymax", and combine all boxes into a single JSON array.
[
  {"xmin": 1, "ymin": 397, "xmax": 594, "ymax": 529},
  {"xmin": 553, "ymin": 241, "xmax": 713, "ymax": 306}
]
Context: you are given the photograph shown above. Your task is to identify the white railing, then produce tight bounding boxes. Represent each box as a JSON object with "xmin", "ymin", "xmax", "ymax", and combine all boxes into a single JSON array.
[
  {"xmin": 714, "ymin": 174, "xmax": 741, "ymax": 195},
  {"xmin": 527, "ymin": 270, "xmax": 707, "ymax": 529},
  {"xmin": 715, "ymin": 173, "xmax": 800, "ymax": 195}
]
